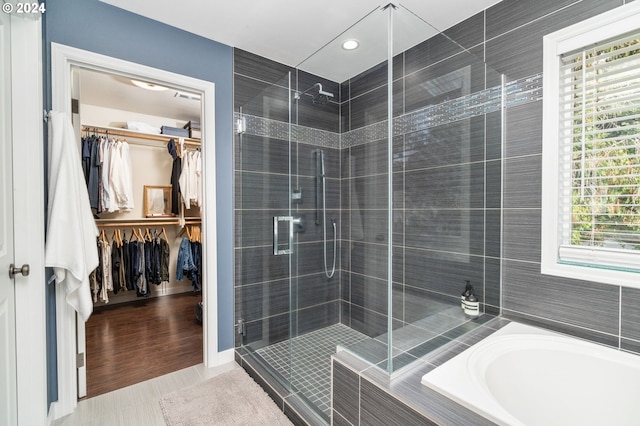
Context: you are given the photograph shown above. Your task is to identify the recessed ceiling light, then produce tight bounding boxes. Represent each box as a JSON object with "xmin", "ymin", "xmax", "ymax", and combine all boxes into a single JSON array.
[
  {"xmin": 131, "ymin": 79, "xmax": 168, "ymax": 91},
  {"xmin": 342, "ymin": 39, "xmax": 359, "ymax": 51}
]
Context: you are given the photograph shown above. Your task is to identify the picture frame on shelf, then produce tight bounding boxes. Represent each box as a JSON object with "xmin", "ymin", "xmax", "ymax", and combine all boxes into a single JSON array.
[{"xmin": 144, "ymin": 185, "xmax": 173, "ymax": 217}]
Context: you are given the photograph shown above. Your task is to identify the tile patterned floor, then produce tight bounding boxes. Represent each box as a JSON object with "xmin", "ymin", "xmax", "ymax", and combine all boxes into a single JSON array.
[
  {"xmin": 256, "ymin": 323, "xmax": 370, "ymax": 417},
  {"xmin": 255, "ymin": 300, "xmax": 473, "ymax": 418}
]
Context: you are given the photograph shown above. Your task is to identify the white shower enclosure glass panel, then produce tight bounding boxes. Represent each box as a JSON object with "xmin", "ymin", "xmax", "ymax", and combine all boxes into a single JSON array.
[{"xmin": 235, "ymin": 3, "xmax": 503, "ymax": 422}]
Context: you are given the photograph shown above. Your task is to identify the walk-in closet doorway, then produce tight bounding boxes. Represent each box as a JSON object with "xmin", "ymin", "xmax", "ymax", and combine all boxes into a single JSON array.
[
  {"xmin": 51, "ymin": 43, "xmax": 220, "ymax": 418},
  {"xmin": 75, "ymin": 65, "xmax": 204, "ymax": 398}
]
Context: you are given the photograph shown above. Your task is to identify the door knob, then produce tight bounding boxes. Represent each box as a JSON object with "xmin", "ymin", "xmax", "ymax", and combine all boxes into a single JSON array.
[{"xmin": 9, "ymin": 264, "xmax": 30, "ymax": 278}]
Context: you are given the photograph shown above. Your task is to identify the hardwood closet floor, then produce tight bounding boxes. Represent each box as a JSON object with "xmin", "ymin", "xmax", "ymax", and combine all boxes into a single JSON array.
[{"xmin": 85, "ymin": 292, "xmax": 203, "ymax": 398}]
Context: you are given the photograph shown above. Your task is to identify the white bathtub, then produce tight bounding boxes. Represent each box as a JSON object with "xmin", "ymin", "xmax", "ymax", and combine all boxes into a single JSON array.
[{"xmin": 421, "ymin": 322, "xmax": 640, "ymax": 426}]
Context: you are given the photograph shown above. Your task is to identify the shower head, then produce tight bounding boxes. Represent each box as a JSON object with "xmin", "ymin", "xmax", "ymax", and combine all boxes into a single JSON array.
[
  {"xmin": 312, "ymin": 93, "xmax": 330, "ymax": 105},
  {"xmin": 295, "ymin": 82, "xmax": 334, "ymax": 104},
  {"xmin": 315, "ymin": 83, "xmax": 334, "ymax": 98}
]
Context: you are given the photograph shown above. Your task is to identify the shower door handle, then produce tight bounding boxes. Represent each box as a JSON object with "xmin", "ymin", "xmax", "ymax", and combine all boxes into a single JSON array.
[
  {"xmin": 273, "ymin": 216, "xmax": 294, "ymax": 255},
  {"xmin": 273, "ymin": 216, "xmax": 302, "ymax": 255}
]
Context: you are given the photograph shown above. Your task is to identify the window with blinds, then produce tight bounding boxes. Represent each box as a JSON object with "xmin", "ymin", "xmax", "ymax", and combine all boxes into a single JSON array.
[
  {"xmin": 542, "ymin": 2, "xmax": 640, "ymax": 287},
  {"xmin": 557, "ymin": 32, "xmax": 640, "ymax": 271}
]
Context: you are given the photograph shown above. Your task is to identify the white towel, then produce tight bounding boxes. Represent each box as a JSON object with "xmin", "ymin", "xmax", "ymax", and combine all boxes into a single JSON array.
[{"xmin": 45, "ymin": 111, "xmax": 99, "ymax": 322}]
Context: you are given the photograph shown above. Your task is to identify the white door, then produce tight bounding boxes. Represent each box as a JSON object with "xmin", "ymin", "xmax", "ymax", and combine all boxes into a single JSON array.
[{"xmin": 0, "ymin": 11, "xmax": 18, "ymax": 426}]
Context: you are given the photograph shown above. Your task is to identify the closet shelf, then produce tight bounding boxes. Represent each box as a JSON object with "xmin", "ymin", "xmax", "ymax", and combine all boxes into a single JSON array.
[
  {"xmin": 82, "ymin": 124, "xmax": 201, "ymax": 146},
  {"xmin": 95, "ymin": 217, "xmax": 201, "ymax": 227}
]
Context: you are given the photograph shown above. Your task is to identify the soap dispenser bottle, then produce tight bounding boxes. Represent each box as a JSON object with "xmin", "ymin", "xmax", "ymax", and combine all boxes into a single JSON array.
[
  {"xmin": 463, "ymin": 284, "xmax": 479, "ymax": 318},
  {"xmin": 461, "ymin": 280, "xmax": 472, "ymax": 310}
]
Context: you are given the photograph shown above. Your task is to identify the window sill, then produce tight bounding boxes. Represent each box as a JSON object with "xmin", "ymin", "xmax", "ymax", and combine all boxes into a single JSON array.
[{"xmin": 541, "ymin": 260, "xmax": 640, "ymax": 289}]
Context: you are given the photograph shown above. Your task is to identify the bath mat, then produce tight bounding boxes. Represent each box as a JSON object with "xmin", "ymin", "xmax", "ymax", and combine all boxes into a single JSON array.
[{"xmin": 159, "ymin": 367, "xmax": 293, "ymax": 425}]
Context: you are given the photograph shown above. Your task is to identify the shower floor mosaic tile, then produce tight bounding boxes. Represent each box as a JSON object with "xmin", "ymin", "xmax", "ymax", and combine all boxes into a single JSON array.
[
  {"xmin": 254, "ymin": 303, "xmax": 478, "ymax": 419},
  {"xmin": 256, "ymin": 323, "xmax": 370, "ymax": 417}
]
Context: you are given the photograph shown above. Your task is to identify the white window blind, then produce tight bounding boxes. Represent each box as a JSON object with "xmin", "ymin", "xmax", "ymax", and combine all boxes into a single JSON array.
[{"xmin": 557, "ymin": 31, "xmax": 640, "ymax": 272}]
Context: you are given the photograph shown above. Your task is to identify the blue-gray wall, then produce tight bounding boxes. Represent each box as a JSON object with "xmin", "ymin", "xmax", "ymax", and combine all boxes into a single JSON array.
[{"xmin": 43, "ymin": 0, "xmax": 234, "ymax": 405}]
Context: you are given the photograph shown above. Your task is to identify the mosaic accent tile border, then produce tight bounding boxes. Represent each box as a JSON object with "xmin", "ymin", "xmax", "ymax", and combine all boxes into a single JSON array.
[
  {"xmin": 235, "ymin": 113, "xmax": 341, "ymax": 149},
  {"xmin": 236, "ymin": 73, "xmax": 543, "ymax": 149},
  {"xmin": 237, "ymin": 113, "xmax": 290, "ymax": 141},
  {"xmin": 342, "ymin": 121, "xmax": 389, "ymax": 148},
  {"xmin": 393, "ymin": 86, "xmax": 502, "ymax": 139},
  {"xmin": 292, "ymin": 125, "xmax": 341, "ymax": 149},
  {"xmin": 504, "ymin": 73, "xmax": 543, "ymax": 107}
]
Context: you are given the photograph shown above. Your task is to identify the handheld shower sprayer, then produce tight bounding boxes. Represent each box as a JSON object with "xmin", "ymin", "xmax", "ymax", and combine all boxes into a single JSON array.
[{"xmin": 315, "ymin": 150, "xmax": 336, "ymax": 278}]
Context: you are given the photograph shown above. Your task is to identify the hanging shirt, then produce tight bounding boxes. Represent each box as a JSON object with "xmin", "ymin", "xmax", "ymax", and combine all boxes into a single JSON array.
[
  {"xmin": 107, "ymin": 141, "xmax": 118, "ymax": 213},
  {"xmin": 91, "ymin": 240, "xmax": 102, "ymax": 303},
  {"xmin": 179, "ymin": 150, "xmax": 202, "ymax": 209},
  {"xmin": 176, "ymin": 237, "xmax": 195, "ymax": 281},
  {"xmin": 176, "ymin": 237, "xmax": 201, "ymax": 291},
  {"xmin": 189, "ymin": 150, "xmax": 202, "ymax": 208},
  {"xmin": 122, "ymin": 237, "xmax": 132, "ymax": 291},
  {"xmin": 190, "ymin": 241, "xmax": 202, "ymax": 291},
  {"xmin": 118, "ymin": 243, "xmax": 126, "ymax": 292},
  {"xmin": 160, "ymin": 238, "xmax": 170, "ymax": 286},
  {"xmin": 128, "ymin": 239, "xmax": 139, "ymax": 292},
  {"xmin": 108, "ymin": 141, "xmax": 135, "ymax": 212},
  {"xmin": 81, "ymin": 136, "xmax": 91, "ymax": 184},
  {"xmin": 120, "ymin": 142, "xmax": 135, "ymax": 210},
  {"xmin": 100, "ymin": 240, "xmax": 112, "ymax": 303},
  {"xmin": 99, "ymin": 137, "xmax": 112, "ymax": 212},
  {"xmin": 88, "ymin": 136, "xmax": 100, "ymax": 211},
  {"xmin": 136, "ymin": 242, "xmax": 148, "ymax": 297},
  {"xmin": 167, "ymin": 139, "xmax": 182, "ymax": 215},
  {"xmin": 179, "ymin": 149, "xmax": 192, "ymax": 209},
  {"xmin": 194, "ymin": 150, "xmax": 202, "ymax": 208},
  {"xmin": 111, "ymin": 241, "xmax": 121, "ymax": 294}
]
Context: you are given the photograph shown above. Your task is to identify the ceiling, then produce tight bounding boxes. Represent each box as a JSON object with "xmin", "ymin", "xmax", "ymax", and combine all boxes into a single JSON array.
[
  {"xmin": 82, "ymin": 1, "xmax": 503, "ymax": 122},
  {"xmin": 77, "ymin": 67, "xmax": 202, "ymax": 123},
  {"xmin": 100, "ymin": 0, "xmax": 503, "ymax": 82}
]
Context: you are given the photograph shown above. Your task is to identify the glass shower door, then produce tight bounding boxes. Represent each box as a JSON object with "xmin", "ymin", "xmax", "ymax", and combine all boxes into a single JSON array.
[
  {"xmin": 235, "ymin": 71, "xmax": 295, "ymax": 385},
  {"xmin": 288, "ymin": 5, "xmax": 394, "ymax": 418},
  {"xmin": 235, "ymin": 67, "xmax": 336, "ymax": 418}
]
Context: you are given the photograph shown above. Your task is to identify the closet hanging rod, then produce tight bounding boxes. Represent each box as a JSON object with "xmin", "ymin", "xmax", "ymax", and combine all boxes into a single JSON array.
[
  {"xmin": 95, "ymin": 218, "xmax": 201, "ymax": 227},
  {"xmin": 81, "ymin": 125, "xmax": 201, "ymax": 146}
]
